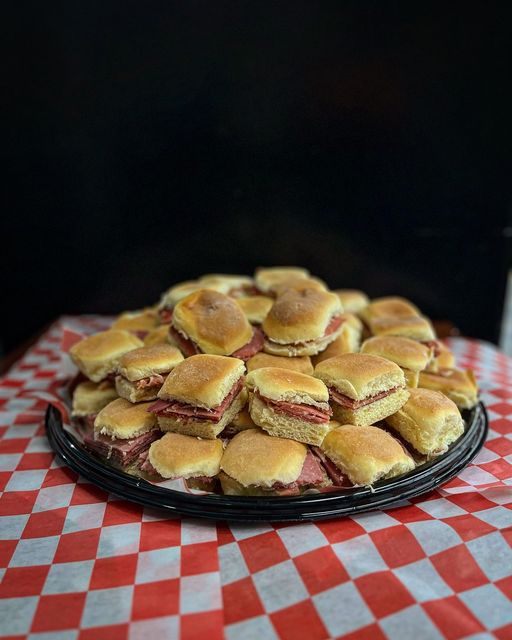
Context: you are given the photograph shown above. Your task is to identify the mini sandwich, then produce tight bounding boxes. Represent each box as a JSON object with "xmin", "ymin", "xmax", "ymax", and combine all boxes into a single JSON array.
[
  {"xmin": 246, "ymin": 367, "xmax": 332, "ymax": 446},
  {"xmin": 262, "ymin": 289, "xmax": 343, "ymax": 356},
  {"xmin": 424, "ymin": 340, "xmax": 456, "ymax": 372},
  {"xmin": 386, "ymin": 388, "xmax": 464, "ymax": 456},
  {"xmin": 169, "ymin": 289, "xmax": 263, "ymax": 360},
  {"xmin": 199, "ymin": 274, "xmax": 257, "ymax": 297},
  {"xmin": 254, "ymin": 266, "xmax": 310, "ymax": 295},
  {"xmin": 84, "ymin": 398, "xmax": 160, "ymax": 469},
  {"xmin": 71, "ymin": 381, "xmax": 119, "ymax": 425},
  {"xmin": 361, "ymin": 296, "xmax": 421, "ymax": 325},
  {"xmin": 360, "ymin": 336, "xmax": 433, "ymax": 387},
  {"xmin": 314, "ymin": 353, "xmax": 409, "ymax": 426},
  {"xmin": 157, "ymin": 280, "xmax": 227, "ymax": 323},
  {"xmin": 237, "ymin": 296, "xmax": 273, "ymax": 325},
  {"xmin": 219, "ymin": 429, "xmax": 330, "ymax": 496},
  {"xmin": 312, "ymin": 313, "xmax": 363, "ymax": 366},
  {"xmin": 69, "ymin": 330, "xmax": 143, "ymax": 383},
  {"xmin": 369, "ymin": 316, "xmax": 436, "ymax": 341},
  {"xmin": 143, "ymin": 325, "xmax": 173, "ymax": 347},
  {"xmin": 247, "ymin": 352, "xmax": 314, "ymax": 375},
  {"xmin": 272, "ymin": 276, "xmax": 328, "ymax": 297},
  {"xmin": 139, "ymin": 432, "xmax": 224, "ymax": 491},
  {"xmin": 149, "ymin": 354, "xmax": 247, "ymax": 439},
  {"xmin": 334, "ymin": 290, "xmax": 369, "ymax": 315},
  {"xmin": 110, "ymin": 309, "xmax": 158, "ymax": 338},
  {"xmin": 316, "ymin": 424, "xmax": 415, "ymax": 487},
  {"xmin": 115, "ymin": 344, "xmax": 184, "ymax": 402},
  {"xmin": 418, "ymin": 368, "xmax": 478, "ymax": 409}
]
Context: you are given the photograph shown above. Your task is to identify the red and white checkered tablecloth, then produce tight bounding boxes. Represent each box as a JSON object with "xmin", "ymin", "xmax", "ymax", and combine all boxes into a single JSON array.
[{"xmin": 1, "ymin": 317, "xmax": 512, "ymax": 639}]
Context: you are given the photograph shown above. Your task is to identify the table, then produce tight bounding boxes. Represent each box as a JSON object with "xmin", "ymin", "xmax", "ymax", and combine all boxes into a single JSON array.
[{"xmin": 1, "ymin": 316, "xmax": 511, "ymax": 639}]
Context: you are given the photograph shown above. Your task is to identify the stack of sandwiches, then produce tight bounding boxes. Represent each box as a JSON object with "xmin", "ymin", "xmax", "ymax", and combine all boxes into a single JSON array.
[{"xmin": 66, "ymin": 266, "xmax": 478, "ymax": 496}]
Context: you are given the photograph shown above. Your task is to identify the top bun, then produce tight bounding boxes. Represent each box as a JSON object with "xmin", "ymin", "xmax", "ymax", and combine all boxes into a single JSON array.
[
  {"xmin": 369, "ymin": 316, "xmax": 436, "ymax": 341},
  {"xmin": 272, "ymin": 276, "xmax": 328, "ymax": 297},
  {"xmin": 94, "ymin": 398, "xmax": 157, "ymax": 439},
  {"xmin": 254, "ymin": 267, "xmax": 310, "ymax": 295},
  {"xmin": 172, "ymin": 289, "xmax": 253, "ymax": 355},
  {"xmin": 361, "ymin": 336, "xmax": 432, "ymax": 372},
  {"xmin": 72, "ymin": 381, "xmax": 118, "ymax": 417},
  {"xmin": 246, "ymin": 367, "xmax": 329, "ymax": 407},
  {"xmin": 110, "ymin": 310, "xmax": 158, "ymax": 334},
  {"xmin": 148, "ymin": 432, "xmax": 224, "ymax": 479},
  {"xmin": 70, "ymin": 330, "xmax": 144, "ymax": 382},
  {"xmin": 237, "ymin": 296, "xmax": 273, "ymax": 325},
  {"xmin": 334, "ymin": 290, "xmax": 369, "ymax": 314},
  {"xmin": 199, "ymin": 274, "xmax": 254, "ymax": 293},
  {"xmin": 361, "ymin": 296, "xmax": 421, "ymax": 324},
  {"xmin": 117, "ymin": 344, "xmax": 184, "ymax": 381},
  {"xmin": 246, "ymin": 353, "xmax": 314, "ymax": 375}
]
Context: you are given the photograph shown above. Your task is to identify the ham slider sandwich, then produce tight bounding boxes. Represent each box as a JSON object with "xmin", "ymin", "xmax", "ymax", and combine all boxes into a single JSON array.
[
  {"xmin": 386, "ymin": 388, "xmax": 464, "ymax": 457},
  {"xmin": 360, "ymin": 336, "xmax": 433, "ymax": 387},
  {"xmin": 199, "ymin": 274, "xmax": 257, "ymax": 298},
  {"xmin": 219, "ymin": 429, "xmax": 330, "ymax": 496},
  {"xmin": 312, "ymin": 313, "xmax": 363, "ymax": 366},
  {"xmin": 236, "ymin": 296, "xmax": 273, "ymax": 326},
  {"xmin": 361, "ymin": 296, "xmax": 421, "ymax": 324},
  {"xmin": 71, "ymin": 381, "xmax": 118, "ymax": 426},
  {"xmin": 315, "ymin": 424, "xmax": 415, "ymax": 487},
  {"xmin": 418, "ymin": 368, "xmax": 478, "ymax": 409},
  {"xmin": 334, "ymin": 290, "xmax": 369, "ymax": 315},
  {"xmin": 424, "ymin": 340, "xmax": 456, "ymax": 372},
  {"xmin": 110, "ymin": 309, "xmax": 158, "ymax": 339},
  {"xmin": 157, "ymin": 280, "xmax": 228, "ymax": 324},
  {"xmin": 69, "ymin": 330, "xmax": 143, "ymax": 383},
  {"xmin": 246, "ymin": 367, "xmax": 333, "ymax": 446},
  {"xmin": 139, "ymin": 432, "xmax": 224, "ymax": 491},
  {"xmin": 262, "ymin": 288, "xmax": 343, "ymax": 357},
  {"xmin": 115, "ymin": 344, "xmax": 184, "ymax": 402},
  {"xmin": 254, "ymin": 266, "xmax": 310, "ymax": 296},
  {"xmin": 246, "ymin": 352, "xmax": 314, "ymax": 375},
  {"xmin": 314, "ymin": 353, "xmax": 409, "ymax": 426},
  {"xmin": 369, "ymin": 316, "xmax": 436, "ymax": 341},
  {"xmin": 84, "ymin": 398, "xmax": 160, "ymax": 470},
  {"xmin": 143, "ymin": 325, "xmax": 173, "ymax": 348},
  {"xmin": 169, "ymin": 289, "xmax": 263, "ymax": 360},
  {"xmin": 149, "ymin": 354, "xmax": 247, "ymax": 439}
]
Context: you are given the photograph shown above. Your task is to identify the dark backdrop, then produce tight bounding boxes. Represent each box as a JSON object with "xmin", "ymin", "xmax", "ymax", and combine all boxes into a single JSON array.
[{"xmin": 4, "ymin": 1, "xmax": 512, "ymax": 353}]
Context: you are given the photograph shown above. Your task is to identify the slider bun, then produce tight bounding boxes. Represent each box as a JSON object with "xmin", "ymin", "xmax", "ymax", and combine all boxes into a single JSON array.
[
  {"xmin": 330, "ymin": 387, "xmax": 410, "ymax": 426},
  {"xmin": 262, "ymin": 289, "xmax": 342, "ymax": 344},
  {"xmin": 246, "ymin": 367, "xmax": 329, "ymax": 406},
  {"xmin": 334, "ymin": 290, "xmax": 369, "ymax": 314},
  {"xmin": 247, "ymin": 353, "xmax": 314, "ymax": 375},
  {"xmin": 173, "ymin": 289, "xmax": 253, "ymax": 355},
  {"xmin": 386, "ymin": 388, "xmax": 464, "ymax": 455},
  {"xmin": 72, "ymin": 381, "xmax": 118, "ymax": 417},
  {"xmin": 254, "ymin": 267, "xmax": 310, "ymax": 294},
  {"xmin": 361, "ymin": 336, "xmax": 432, "ymax": 372},
  {"xmin": 263, "ymin": 331, "xmax": 342, "ymax": 357},
  {"xmin": 249, "ymin": 393, "xmax": 332, "ymax": 446},
  {"xmin": 148, "ymin": 432, "xmax": 224, "ymax": 479},
  {"xmin": 237, "ymin": 296, "xmax": 273, "ymax": 325},
  {"xmin": 94, "ymin": 398, "xmax": 157, "ymax": 439},
  {"xmin": 69, "ymin": 330, "xmax": 144, "ymax": 382},
  {"xmin": 158, "ymin": 281, "xmax": 204, "ymax": 309},
  {"xmin": 361, "ymin": 296, "xmax": 421, "ymax": 323},
  {"xmin": 312, "ymin": 314, "xmax": 363, "ymax": 366},
  {"xmin": 143, "ymin": 325, "xmax": 174, "ymax": 347},
  {"xmin": 418, "ymin": 368, "xmax": 478, "ymax": 409},
  {"xmin": 272, "ymin": 276, "xmax": 328, "ymax": 297},
  {"xmin": 370, "ymin": 316, "xmax": 436, "ymax": 341},
  {"xmin": 321, "ymin": 424, "xmax": 415, "ymax": 486},
  {"xmin": 426, "ymin": 342, "xmax": 456, "ymax": 372},
  {"xmin": 158, "ymin": 354, "xmax": 245, "ymax": 409},
  {"xmin": 115, "ymin": 376, "xmax": 162, "ymax": 403},
  {"xmin": 111, "ymin": 310, "xmax": 158, "ymax": 333},
  {"xmin": 220, "ymin": 428, "xmax": 307, "ymax": 488},
  {"xmin": 200, "ymin": 274, "xmax": 254, "ymax": 291},
  {"xmin": 158, "ymin": 387, "xmax": 247, "ymax": 439},
  {"xmin": 314, "ymin": 353, "xmax": 406, "ymax": 400},
  {"xmin": 118, "ymin": 344, "xmax": 184, "ymax": 381}
]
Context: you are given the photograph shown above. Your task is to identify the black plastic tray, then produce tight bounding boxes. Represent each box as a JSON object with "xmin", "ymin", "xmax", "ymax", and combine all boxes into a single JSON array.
[{"xmin": 45, "ymin": 402, "xmax": 488, "ymax": 522}]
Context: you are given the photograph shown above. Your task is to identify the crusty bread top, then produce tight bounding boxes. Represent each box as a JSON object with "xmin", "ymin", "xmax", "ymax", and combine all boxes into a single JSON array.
[
  {"xmin": 361, "ymin": 336, "xmax": 432, "ymax": 372},
  {"xmin": 172, "ymin": 289, "xmax": 253, "ymax": 355},
  {"xmin": 370, "ymin": 316, "xmax": 436, "ymax": 341},
  {"xmin": 395, "ymin": 388, "xmax": 462, "ymax": 426},
  {"xmin": 148, "ymin": 432, "xmax": 224, "ymax": 479},
  {"xmin": 158, "ymin": 281, "xmax": 203, "ymax": 309},
  {"xmin": 272, "ymin": 276, "xmax": 328, "ymax": 297},
  {"xmin": 314, "ymin": 353, "xmax": 405, "ymax": 400},
  {"xmin": 199, "ymin": 274, "xmax": 254, "ymax": 290},
  {"xmin": 254, "ymin": 267, "xmax": 310, "ymax": 294},
  {"xmin": 246, "ymin": 353, "xmax": 314, "ymax": 375},
  {"xmin": 220, "ymin": 428, "xmax": 307, "ymax": 487},
  {"xmin": 118, "ymin": 344, "xmax": 184, "ymax": 381},
  {"xmin": 262, "ymin": 289, "xmax": 342, "ymax": 344},
  {"xmin": 69, "ymin": 330, "xmax": 144, "ymax": 377},
  {"xmin": 322, "ymin": 423, "xmax": 412, "ymax": 473},
  {"xmin": 110, "ymin": 310, "xmax": 158, "ymax": 333},
  {"xmin": 246, "ymin": 367, "xmax": 330, "ymax": 407},
  {"xmin": 94, "ymin": 398, "xmax": 157, "ymax": 439},
  {"xmin": 418, "ymin": 368, "xmax": 478, "ymax": 396},
  {"xmin": 158, "ymin": 354, "xmax": 245, "ymax": 409},
  {"xmin": 72, "ymin": 381, "xmax": 118, "ymax": 416},
  {"xmin": 361, "ymin": 296, "xmax": 421, "ymax": 323},
  {"xmin": 143, "ymin": 325, "xmax": 172, "ymax": 347},
  {"xmin": 237, "ymin": 296, "xmax": 273, "ymax": 324},
  {"xmin": 334, "ymin": 290, "xmax": 369, "ymax": 314}
]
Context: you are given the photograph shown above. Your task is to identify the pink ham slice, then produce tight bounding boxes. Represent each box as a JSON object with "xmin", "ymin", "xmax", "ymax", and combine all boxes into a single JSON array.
[
  {"xmin": 258, "ymin": 392, "xmax": 332, "ymax": 424},
  {"xmin": 83, "ymin": 429, "xmax": 161, "ymax": 467},
  {"xmin": 329, "ymin": 386, "xmax": 398, "ymax": 410},
  {"xmin": 159, "ymin": 308, "xmax": 174, "ymax": 324},
  {"xmin": 311, "ymin": 447, "xmax": 353, "ymax": 487},
  {"xmin": 168, "ymin": 326, "xmax": 200, "ymax": 357},
  {"xmin": 136, "ymin": 374, "xmax": 165, "ymax": 390},
  {"xmin": 272, "ymin": 450, "xmax": 327, "ymax": 493},
  {"xmin": 230, "ymin": 328, "xmax": 264, "ymax": 361},
  {"xmin": 149, "ymin": 378, "xmax": 244, "ymax": 423}
]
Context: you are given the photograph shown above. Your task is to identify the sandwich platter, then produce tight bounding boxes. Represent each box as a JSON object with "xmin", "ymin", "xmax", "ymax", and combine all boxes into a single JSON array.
[{"xmin": 45, "ymin": 402, "xmax": 487, "ymax": 522}]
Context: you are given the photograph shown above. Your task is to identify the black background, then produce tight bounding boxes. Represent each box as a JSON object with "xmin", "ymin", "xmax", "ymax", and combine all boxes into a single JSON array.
[{"xmin": 4, "ymin": 1, "xmax": 511, "ymax": 353}]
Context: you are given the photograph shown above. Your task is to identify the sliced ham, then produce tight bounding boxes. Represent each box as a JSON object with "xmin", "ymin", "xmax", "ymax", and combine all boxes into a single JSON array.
[
  {"xmin": 421, "ymin": 340, "xmax": 442, "ymax": 357},
  {"xmin": 265, "ymin": 314, "xmax": 344, "ymax": 347},
  {"xmin": 149, "ymin": 378, "xmax": 244, "ymax": 423},
  {"xmin": 168, "ymin": 326, "xmax": 200, "ymax": 357},
  {"xmin": 231, "ymin": 328, "xmax": 264, "ymax": 361},
  {"xmin": 312, "ymin": 447, "xmax": 353, "ymax": 487},
  {"xmin": 272, "ymin": 450, "xmax": 327, "ymax": 490},
  {"xmin": 136, "ymin": 374, "xmax": 165, "ymax": 390},
  {"xmin": 257, "ymin": 392, "xmax": 331, "ymax": 424},
  {"xmin": 83, "ymin": 429, "xmax": 160, "ymax": 467},
  {"xmin": 159, "ymin": 308, "xmax": 174, "ymax": 324},
  {"xmin": 329, "ymin": 386, "xmax": 398, "ymax": 410}
]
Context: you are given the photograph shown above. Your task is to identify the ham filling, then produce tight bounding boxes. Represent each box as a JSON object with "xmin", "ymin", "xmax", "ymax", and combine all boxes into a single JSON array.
[
  {"xmin": 256, "ymin": 391, "xmax": 332, "ymax": 424},
  {"xmin": 149, "ymin": 378, "xmax": 244, "ymax": 423},
  {"xmin": 265, "ymin": 315, "xmax": 343, "ymax": 347},
  {"xmin": 421, "ymin": 340, "xmax": 442, "ymax": 357},
  {"xmin": 159, "ymin": 308, "xmax": 174, "ymax": 324},
  {"xmin": 311, "ymin": 447, "xmax": 353, "ymax": 487},
  {"xmin": 329, "ymin": 386, "xmax": 399, "ymax": 410},
  {"xmin": 135, "ymin": 374, "xmax": 165, "ymax": 390},
  {"xmin": 169, "ymin": 325, "xmax": 263, "ymax": 361},
  {"xmin": 83, "ymin": 428, "xmax": 160, "ymax": 467}
]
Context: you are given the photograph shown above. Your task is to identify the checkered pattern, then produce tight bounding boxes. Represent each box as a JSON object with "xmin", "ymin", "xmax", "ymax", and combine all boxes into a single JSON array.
[{"xmin": 1, "ymin": 321, "xmax": 512, "ymax": 639}]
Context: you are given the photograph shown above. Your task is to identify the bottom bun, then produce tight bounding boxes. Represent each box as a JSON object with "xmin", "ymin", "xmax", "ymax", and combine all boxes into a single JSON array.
[
  {"xmin": 331, "ymin": 388, "xmax": 410, "ymax": 426},
  {"xmin": 218, "ymin": 471, "xmax": 297, "ymax": 496}
]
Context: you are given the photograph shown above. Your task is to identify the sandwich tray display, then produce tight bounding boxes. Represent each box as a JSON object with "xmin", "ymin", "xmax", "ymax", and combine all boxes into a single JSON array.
[{"xmin": 45, "ymin": 401, "xmax": 487, "ymax": 522}]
